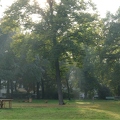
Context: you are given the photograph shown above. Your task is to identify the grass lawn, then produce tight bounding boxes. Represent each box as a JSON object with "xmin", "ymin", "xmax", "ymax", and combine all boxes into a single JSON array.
[{"xmin": 0, "ymin": 99, "xmax": 120, "ymax": 120}]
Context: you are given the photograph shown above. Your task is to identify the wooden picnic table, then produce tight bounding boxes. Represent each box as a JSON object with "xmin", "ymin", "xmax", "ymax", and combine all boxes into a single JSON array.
[{"xmin": 0, "ymin": 99, "xmax": 13, "ymax": 108}]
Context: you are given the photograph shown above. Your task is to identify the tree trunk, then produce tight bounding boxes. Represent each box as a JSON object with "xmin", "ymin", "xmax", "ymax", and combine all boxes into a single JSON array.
[
  {"xmin": 41, "ymin": 78, "xmax": 44, "ymax": 99},
  {"xmin": 10, "ymin": 80, "xmax": 13, "ymax": 98},
  {"xmin": 66, "ymin": 78, "xmax": 70, "ymax": 100},
  {"xmin": 84, "ymin": 90, "xmax": 88, "ymax": 99},
  {"xmin": 7, "ymin": 80, "xmax": 10, "ymax": 98},
  {"xmin": 48, "ymin": 0, "xmax": 64, "ymax": 105},
  {"xmin": 0, "ymin": 80, "xmax": 1, "ymax": 98},
  {"xmin": 14, "ymin": 81, "xmax": 17, "ymax": 92},
  {"xmin": 55, "ymin": 59, "xmax": 64, "ymax": 105},
  {"xmin": 0, "ymin": 79, "xmax": 1, "ymax": 90},
  {"xmin": 36, "ymin": 82, "xmax": 40, "ymax": 99}
]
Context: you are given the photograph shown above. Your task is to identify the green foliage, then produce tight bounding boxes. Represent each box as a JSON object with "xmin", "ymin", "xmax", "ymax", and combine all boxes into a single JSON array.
[
  {"xmin": 0, "ymin": 0, "xmax": 102, "ymax": 102},
  {"xmin": 1, "ymin": 0, "xmax": 100, "ymax": 63},
  {"xmin": 0, "ymin": 28, "xmax": 15, "ymax": 80},
  {"xmin": 98, "ymin": 85, "xmax": 112, "ymax": 99},
  {"xmin": 100, "ymin": 9, "xmax": 120, "ymax": 95},
  {"xmin": 2, "ymin": 0, "xmax": 119, "ymax": 101}
]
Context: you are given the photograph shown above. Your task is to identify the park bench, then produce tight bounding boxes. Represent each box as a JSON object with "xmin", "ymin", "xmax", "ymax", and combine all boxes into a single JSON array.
[
  {"xmin": 0, "ymin": 99, "xmax": 13, "ymax": 108},
  {"xmin": 106, "ymin": 97, "xmax": 114, "ymax": 100},
  {"xmin": 114, "ymin": 96, "xmax": 120, "ymax": 100}
]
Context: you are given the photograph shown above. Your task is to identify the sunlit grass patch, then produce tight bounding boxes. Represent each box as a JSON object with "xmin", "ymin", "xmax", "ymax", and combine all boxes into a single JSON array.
[
  {"xmin": 75, "ymin": 100, "xmax": 120, "ymax": 119},
  {"xmin": 76, "ymin": 101, "xmax": 91, "ymax": 104}
]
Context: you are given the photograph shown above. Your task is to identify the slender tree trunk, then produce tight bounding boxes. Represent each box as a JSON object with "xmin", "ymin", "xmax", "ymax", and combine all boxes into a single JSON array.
[
  {"xmin": 41, "ymin": 78, "xmax": 44, "ymax": 99},
  {"xmin": 10, "ymin": 80, "xmax": 13, "ymax": 98},
  {"xmin": 36, "ymin": 81, "xmax": 40, "ymax": 99},
  {"xmin": 84, "ymin": 90, "xmax": 88, "ymax": 99},
  {"xmin": 14, "ymin": 81, "xmax": 17, "ymax": 92},
  {"xmin": 55, "ymin": 59, "xmax": 64, "ymax": 105},
  {"xmin": 66, "ymin": 78, "xmax": 70, "ymax": 100},
  {"xmin": 0, "ymin": 79, "xmax": 1, "ymax": 91},
  {"xmin": 7, "ymin": 80, "xmax": 10, "ymax": 98},
  {"xmin": 0, "ymin": 80, "xmax": 1, "ymax": 98}
]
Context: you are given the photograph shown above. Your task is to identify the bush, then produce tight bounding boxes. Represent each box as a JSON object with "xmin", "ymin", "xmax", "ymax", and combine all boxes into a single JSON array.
[{"xmin": 98, "ymin": 85, "xmax": 112, "ymax": 99}]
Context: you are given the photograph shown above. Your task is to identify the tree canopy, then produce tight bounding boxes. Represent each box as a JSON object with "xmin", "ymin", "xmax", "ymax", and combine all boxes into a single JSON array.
[{"xmin": 0, "ymin": 0, "xmax": 119, "ymax": 102}]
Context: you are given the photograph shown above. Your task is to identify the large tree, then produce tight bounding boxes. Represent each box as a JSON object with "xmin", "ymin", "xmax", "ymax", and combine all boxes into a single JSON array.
[{"xmin": 1, "ymin": 0, "xmax": 101, "ymax": 104}]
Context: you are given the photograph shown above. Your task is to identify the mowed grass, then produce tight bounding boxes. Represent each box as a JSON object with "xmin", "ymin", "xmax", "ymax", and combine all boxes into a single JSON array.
[{"xmin": 0, "ymin": 99, "xmax": 120, "ymax": 120}]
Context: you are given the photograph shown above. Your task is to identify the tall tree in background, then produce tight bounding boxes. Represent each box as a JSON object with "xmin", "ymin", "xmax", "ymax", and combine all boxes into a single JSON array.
[
  {"xmin": 100, "ymin": 9, "xmax": 120, "ymax": 95},
  {"xmin": 0, "ymin": 27, "xmax": 16, "ymax": 97}
]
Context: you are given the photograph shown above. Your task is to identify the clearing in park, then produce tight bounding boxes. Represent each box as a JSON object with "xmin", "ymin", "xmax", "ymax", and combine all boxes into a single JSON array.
[{"xmin": 0, "ymin": 99, "xmax": 120, "ymax": 120}]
